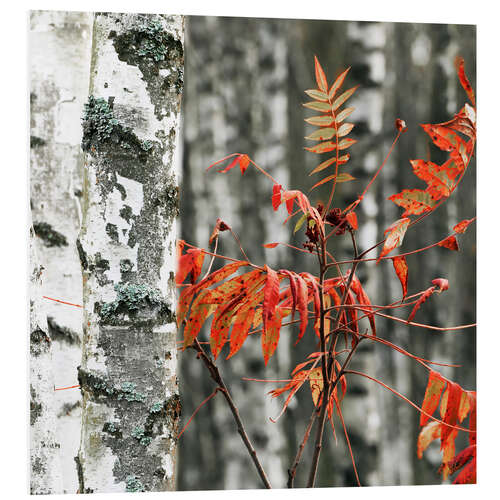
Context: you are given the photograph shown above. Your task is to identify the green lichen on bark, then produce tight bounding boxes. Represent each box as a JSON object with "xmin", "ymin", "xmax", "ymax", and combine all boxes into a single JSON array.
[
  {"xmin": 99, "ymin": 283, "xmax": 172, "ymax": 325},
  {"xmin": 126, "ymin": 475, "xmax": 145, "ymax": 492},
  {"xmin": 81, "ymin": 95, "xmax": 157, "ymax": 158},
  {"xmin": 109, "ymin": 15, "xmax": 184, "ymax": 120}
]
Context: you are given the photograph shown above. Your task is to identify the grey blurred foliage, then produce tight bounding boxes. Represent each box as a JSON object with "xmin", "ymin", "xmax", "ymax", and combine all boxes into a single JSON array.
[{"xmin": 178, "ymin": 16, "xmax": 476, "ymax": 489}]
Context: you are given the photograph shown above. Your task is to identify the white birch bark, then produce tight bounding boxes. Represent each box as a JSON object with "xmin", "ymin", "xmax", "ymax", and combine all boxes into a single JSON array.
[
  {"xmin": 30, "ymin": 224, "xmax": 64, "ymax": 495},
  {"xmin": 77, "ymin": 12, "xmax": 183, "ymax": 493},
  {"xmin": 29, "ymin": 10, "xmax": 93, "ymax": 493}
]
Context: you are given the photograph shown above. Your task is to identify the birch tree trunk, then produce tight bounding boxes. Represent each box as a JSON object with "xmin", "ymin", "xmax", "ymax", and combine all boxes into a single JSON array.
[
  {"xmin": 29, "ymin": 11, "xmax": 93, "ymax": 492},
  {"xmin": 30, "ymin": 224, "xmax": 64, "ymax": 495},
  {"xmin": 77, "ymin": 12, "xmax": 183, "ymax": 493}
]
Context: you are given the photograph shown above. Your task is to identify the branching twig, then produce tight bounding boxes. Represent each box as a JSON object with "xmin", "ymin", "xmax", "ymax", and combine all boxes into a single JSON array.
[{"xmin": 190, "ymin": 339, "xmax": 272, "ymax": 489}]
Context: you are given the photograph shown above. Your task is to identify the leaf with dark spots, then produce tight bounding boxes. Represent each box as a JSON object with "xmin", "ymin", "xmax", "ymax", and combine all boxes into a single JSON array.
[
  {"xmin": 438, "ymin": 236, "xmax": 459, "ymax": 251},
  {"xmin": 453, "ymin": 218, "xmax": 474, "ymax": 234},
  {"xmin": 261, "ymin": 307, "xmax": 285, "ymax": 365}
]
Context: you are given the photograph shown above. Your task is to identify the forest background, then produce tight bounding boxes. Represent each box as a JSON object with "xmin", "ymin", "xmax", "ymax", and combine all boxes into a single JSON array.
[{"xmin": 1, "ymin": 1, "xmax": 498, "ymax": 500}]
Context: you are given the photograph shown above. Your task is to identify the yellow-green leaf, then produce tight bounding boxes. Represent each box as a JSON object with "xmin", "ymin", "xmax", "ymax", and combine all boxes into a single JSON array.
[
  {"xmin": 303, "ymin": 101, "xmax": 331, "ymax": 112},
  {"xmin": 294, "ymin": 213, "xmax": 307, "ymax": 233},
  {"xmin": 304, "ymin": 89, "xmax": 328, "ymax": 101},
  {"xmin": 338, "ymin": 138, "xmax": 357, "ymax": 150},
  {"xmin": 305, "ymin": 127, "xmax": 336, "ymax": 141},
  {"xmin": 310, "ymin": 173, "xmax": 355, "ymax": 190},
  {"xmin": 328, "ymin": 67, "xmax": 351, "ymax": 100},
  {"xmin": 305, "ymin": 115, "xmax": 334, "ymax": 127},
  {"xmin": 337, "ymin": 123, "xmax": 354, "ymax": 137},
  {"xmin": 332, "ymin": 86, "xmax": 359, "ymax": 112},
  {"xmin": 335, "ymin": 107, "xmax": 355, "ymax": 124},
  {"xmin": 309, "ymin": 156, "xmax": 337, "ymax": 175},
  {"xmin": 305, "ymin": 141, "xmax": 337, "ymax": 154}
]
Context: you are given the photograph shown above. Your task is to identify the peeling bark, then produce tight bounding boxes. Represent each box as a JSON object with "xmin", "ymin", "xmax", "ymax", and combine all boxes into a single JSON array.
[
  {"xmin": 30, "ymin": 224, "xmax": 64, "ymax": 495},
  {"xmin": 77, "ymin": 12, "xmax": 183, "ymax": 493}
]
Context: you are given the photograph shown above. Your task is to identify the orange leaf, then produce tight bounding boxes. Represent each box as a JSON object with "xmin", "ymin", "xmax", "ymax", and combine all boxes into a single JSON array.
[
  {"xmin": 420, "ymin": 370, "xmax": 446, "ymax": 427},
  {"xmin": 295, "ymin": 275, "xmax": 309, "ymax": 344},
  {"xmin": 455, "ymin": 56, "xmax": 475, "ymax": 107},
  {"xmin": 440, "ymin": 381, "xmax": 462, "ymax": 446},
  {"xmin": 262, "ymin": 307, "xmax": 285, "ymax": 365},
  {"xmin": 438, "ymin": 236, "xmax": 458, "ymax": 251},
  {"xmin": 431, "ymin": 278, "xmax": 449, "ymax": 293},
  {"xmin": 239, "ymin": 154, "xmax": 250, "ymax": 174},
  {"xmin": 263, "ymin": 266, "xmax": 280, "ymax": 335},
  {"xmin": 392, "ymin": 256, "xmax": 408, "ymax": 299},
  {"xmin": 453, "ymin": 218, "xmax": 474, "ymax": 234},
  {"xmin": 345, "ymin": 211, "xmax": 357, "ymax": 230}
]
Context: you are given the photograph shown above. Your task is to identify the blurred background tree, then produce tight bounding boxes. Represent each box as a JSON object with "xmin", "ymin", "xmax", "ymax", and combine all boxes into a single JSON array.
[{"xmin": 178, "ymin": 16, "xmax": 475, "ymax": 489}]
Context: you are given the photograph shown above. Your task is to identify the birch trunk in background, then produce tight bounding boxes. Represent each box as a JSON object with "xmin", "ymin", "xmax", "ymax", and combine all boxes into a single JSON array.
[
  {"xmin": 30, "ymin": 224, "xmax": 63, "ymax": 495},
  {"xmin": 29, "ymin": 11, "xmax": 92, "ymax": 492},
  {"xmin": 77, "ymin": 12, "xmax": 183, "ymax": 493},
  {"xmin": 180, "ymin": 16, "xmax": 290, "ymax": 489}
]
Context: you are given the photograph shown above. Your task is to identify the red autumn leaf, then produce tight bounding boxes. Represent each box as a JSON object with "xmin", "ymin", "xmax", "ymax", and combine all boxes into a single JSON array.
[
  {"xmin": 440, "ymin": 381, "xmax": 462, "ymax": 446},
  {"xmin": 349, "ymin": 272, "xmax": 376, "ymax": 336},
  {"xmin": 438, "ymin": 235, "xmax": 459, "ymax": 251},
  {"xmin": 407, "ymin": 286, "xmax": 435, "ymax": 323},
  {"xmin": 453, "ymin": 456, "xmax": 476, "ymax": 484},
  {"xmin": 210, "ymin": 292, "xmax": 247, "ymax": 360},
  {"xmin": 314, "ymin": 55, "xmax": 328, "ymax": 93},
  {"xmin": 301, "ymin": 272, "xmax": 321, "ymax": 320},
  {"xmin": 432, "ymin": 278, "xmax": 449, "ymax": 293},
  {"xmin": 272, "ymin": 184, "xmax": 282, "ymax": 211},
  {"xmin": 345, "ymin": 211, "xmax": 358, "ymax": 230},
  {"xmin": 455, "ymin": 56, "xmax": 475, "ymax": 107},
  {"xmin": 227, "ymin": 307, "xmax": 256, "ymax": 360},
  {"xmin": 177, "ymin": 261, "xmax": 248, "ymax": 327},
  {"xmin": 263, "ymin": 242, "xmax": 279, "ymax": 248},
  {"xmin": 420, "ymin": 370, "xmax": 446, "ymax": 427},
  {"xmin": 377, "ymin": 218, "xmax": 411, "ymax": 262},
  {"xmin": 295, "ymin": 274, "xmax": 309, "ymax": 344},
  {"xmin": 262, "ymin": 307, "xmax": 285, "ymax": 365},
  {"xmin": 176, "ymin": 248, "xmax": 204, "ymax": 285},
  {"xmin": 468, "ymin": 392, "xmax": 476, "ymax": 446},
  {"xmin": 190, "ymin": 250, "xmax": 205, "ymax": 283},
  {"xmin": 448, "ymin": 444, "xmax": 476, "ymax": 477},
  {"xmin": 453, "ymin": 218, "xmax": 474, "ymax": 234},
  {"xmin": 239, "ymin": 154, "xmax": 250, "ymax": 174},
  {"xmin": 263, "ymin": 265, "xmax": 280, "ymax": 335},
  {"xmin": 280, "ymin": 270, "xmax": 298, "ymax": 321},
  {"xmin": 203, "ymin": 269, "xmax": 264, "ymax": 304},
  {"xmin": 389, "ymin": 188, "xmax": 436, "ymax": 217},
  {"xmin": 392, "ymin": 256, "xmax": 408, "ymax": 299},
  {"xmin": 183, "ymin": 290, "xmax": 217, "ymax": 348}
]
